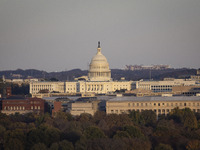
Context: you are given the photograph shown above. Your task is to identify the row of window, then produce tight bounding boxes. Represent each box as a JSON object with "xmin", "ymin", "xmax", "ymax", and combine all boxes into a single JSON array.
[
  {"xmin": 33, "ymin": 88, "xmax": 53, "ymax": 91},
  {"xmin": 4, "ymin": 106, "xmax": 25, "ymax": 110},
  {"xmin": 110, "ymin": 109, "xmax": 200, "ymax": 114},
  {"xmin": 4, "ymin": 106, "xmax": 41, "ymax": 110},
  {"xmin": 32, "ymin": 85, "xmax": 52, "ymax": 87},
  {"xmin": 31, "ymin": 106, "xmax": 40, "ymax": 110},
  {"xmin": 127, "ymin": 102, "xmax": 200, "ymax": 107}
]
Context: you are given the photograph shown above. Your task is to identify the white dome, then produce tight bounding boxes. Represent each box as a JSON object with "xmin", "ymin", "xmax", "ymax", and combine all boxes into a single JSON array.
[{"xmin": 88, "ymin": 42, "xmax": 111, "ymax": 81}]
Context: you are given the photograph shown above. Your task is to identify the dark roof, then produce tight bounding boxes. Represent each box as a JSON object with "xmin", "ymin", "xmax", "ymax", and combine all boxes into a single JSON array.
[{"xmin": 5, "ymin": 95, "xmax": 26, "ymax": 100}]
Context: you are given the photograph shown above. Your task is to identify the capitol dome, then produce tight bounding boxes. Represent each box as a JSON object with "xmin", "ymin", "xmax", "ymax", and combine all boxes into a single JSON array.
[{"xmin": 88, "ymin": 42, "xmax": 111, "ymax": 81}]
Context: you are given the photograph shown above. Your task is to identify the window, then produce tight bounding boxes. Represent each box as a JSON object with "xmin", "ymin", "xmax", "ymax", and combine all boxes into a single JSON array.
[
  {"xmin": 158, "ymin": 103, "xmax": 160, "ymax": 106},
  {"xmin": 38, "ymin": 106, "xmax": 40, "ymax": 110},
  {"xmin": 184, "ymin": 103, "xmax": 186, "ymax": 106},
  {"xmin": 31, "ymin": 106, "xmax": 33, "ymax": 110}
]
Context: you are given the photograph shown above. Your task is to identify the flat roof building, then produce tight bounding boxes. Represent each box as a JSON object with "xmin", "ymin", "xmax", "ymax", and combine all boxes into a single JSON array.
[{"xmin": 106, "ymin": 96, "xmax": 200, "ymax": 116}]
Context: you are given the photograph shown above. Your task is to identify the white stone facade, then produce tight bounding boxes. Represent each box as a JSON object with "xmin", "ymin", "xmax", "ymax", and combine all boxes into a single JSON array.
[
  {"xmin": 30, "ymin": 42, "xmax": 132, "ymax": 95},
  {"xmin": 135, "ymin": 79, "xmax": 197, "ymax": 93}
]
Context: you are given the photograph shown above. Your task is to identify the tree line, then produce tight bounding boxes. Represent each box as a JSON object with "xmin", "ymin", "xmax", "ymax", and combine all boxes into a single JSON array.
[{"xmin": 0, "ymin": 107, "xmax": 200, "ymax": 150}]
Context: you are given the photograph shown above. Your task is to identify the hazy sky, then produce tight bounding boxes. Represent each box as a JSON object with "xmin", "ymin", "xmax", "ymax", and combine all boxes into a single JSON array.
[{"xmin": 0, "ymin": 0, "xmax": 200, "ymax": 72}]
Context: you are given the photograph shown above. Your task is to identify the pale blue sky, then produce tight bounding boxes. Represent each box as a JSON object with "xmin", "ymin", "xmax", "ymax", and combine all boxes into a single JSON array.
[{"xmin": 0, "ymin": 0, "xmax": 200, "ymax": 72}]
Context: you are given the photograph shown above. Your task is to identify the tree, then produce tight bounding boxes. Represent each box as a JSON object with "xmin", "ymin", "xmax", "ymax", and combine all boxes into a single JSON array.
[
  {"xmin": 4, "ymin": 138, "xmax": 24, "ymax": 150},
  {"xmin": 155, "ymin": 143, "xmax": 173, "ymax": 150},
  {"xmin": 141, "ymin": 110, "xmax": 157, "ymax": 126},
  {"xmin": 113, "ymin": 131, "xmax": 130, "ymax": 139},
  {"xmin": 169, "ymin": 107, "xmax": 184, "ymax": 123},
  {"xmin": 183, "ymin": 108, "xmax": 198, "ymax": 129},
  {"xmin": 61, "ymin": 130, "xmax": 82, "ymax": 145},
  {"xmin": 31, "ymin": 143, "xmax": 47, "ymax": 150},
  {"xmin": 186, "ymin": 140, "xmax": 200, "ymax": 150},
  {"xmin": 4, "ymin": 129, "xmax": 26, "ymax": 150},
  {"xmin": 44, "ymin": 127, "xmax": 61, "ymax": 147},
  {"xmin": 49, "ymin": 142, "xmax": 59, "ymax": 150},
  {"xmin": 123, "ymin": 125, "xmax": 144, "ymax": 138},
  {"xmin": 129, "ymin": 110, "xmax": 145, "ymax": 125},
  {"xmin": 58, "ymin": 140, "xmax": 74, "ymax": 150},
  {"xmin": 84, "ymin": 126, "xmax": 106, "ymax": 139}
]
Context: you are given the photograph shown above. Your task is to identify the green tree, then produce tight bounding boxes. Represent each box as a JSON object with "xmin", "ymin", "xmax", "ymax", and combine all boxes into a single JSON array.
[
  {"xmin": 31, "ymin": 143, "xmax": 47, "ymax": 150},
  {"xmin": 84, "ymin": 126, "xmax": 106, "ymax": 139},
  {"xmin": 155, "ymin": 143, "xmax": 173, "ymax": 150},
  {"xmin": 75, "ymin": 137, "xmax": 87, "ymax": 150},
  {"xmin": 58, "ymin": 140, "xmax": 74, "ymax": 150},
  {"xmin": 183, "ymin": 108, "xmax": 198, "ymax": 129},
  {"xmin": 49, "ymin": 142, "xmax": 59, "ymax": 150},
  {"xmin": 123, "ymin": 125, "xmax": 144, "ymax": 138},
  {"xmin": 4, "ymin": 138, "xmax": 24, "ymax": 150},
  {"xmin": 113, "ymin": 130, "xmax": 130, "ymax": 139},
  {"xmin": 4, "ymin": 129, "xmax": 26, "ymax": 150},
  {"xmin": 186, "ymin": 140, "xmax": 200, "ymax": 150},
  {"xmin": 141, "ymin": 110, "xmax": 157, "ymax": 126},
  {"xmin": 129, "ymin": 110, "xmax": 145, "ymax": 125},
  {"xmin": 44, "ymin": 127, "xmax": 61, "ymax": 147},
  {"xmin": 61, "ymin": 130, "xmax": 82, "ymax": 145}
]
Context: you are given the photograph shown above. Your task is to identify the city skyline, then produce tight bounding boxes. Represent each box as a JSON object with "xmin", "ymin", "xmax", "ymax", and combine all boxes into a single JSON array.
[{"xmin": 0, "ymin": 0, "xmax": 200, "ymax": 72}]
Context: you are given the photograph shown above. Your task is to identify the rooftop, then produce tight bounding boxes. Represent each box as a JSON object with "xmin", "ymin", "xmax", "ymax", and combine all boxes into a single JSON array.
[{"xmin": 108, "ymin": 96, "xmax": 200, "ymax": 102}]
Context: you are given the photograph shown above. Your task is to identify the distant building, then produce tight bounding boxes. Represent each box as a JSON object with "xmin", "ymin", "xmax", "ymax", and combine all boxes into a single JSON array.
[
  {"xmin": 67, "ymin": 98, "xmax": 102, "ymax": 116},
  {"xmin": 191, "ymin": 69, "xmax": 200, "ymax": 82},
  {"xmin": 30, "ymin": 81, "xmax": 65, "ymax": 94},
  {"xmin": 52, "ymin": 101, "xmax": 62, "ymax": 116},
  {"xmin": 133, "ymin": 78, "xmax": 197, "ymax": 93},
  {"xmin": 106, "ymin": 96, "xmax": 200, "ymax": 116},
  {"xmin": 30, "ymin": 42, "xmax": 132, "ymax": 96},
  {"xmin": 1, "ymin": 97, "xmax": 46, "ymax": 115},
  {"xmin": 125, "ymin": 64, "xmax": 170, "ymax": 71}
]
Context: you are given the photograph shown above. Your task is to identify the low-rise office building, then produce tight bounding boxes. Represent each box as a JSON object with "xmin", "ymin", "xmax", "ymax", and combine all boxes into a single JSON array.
[
  {"xmin": 67, "ymin": 100, "xmax": 101, "ymax": 116},
  {"xmin": 1, "ymin": 96, "xmax": 46, "ymax": 115},
  {"xmin": 134, "ymin": 78, "xmax": 197, "ymax": 93},
  {"xmin": 106, "ymin": 96, "xmax": 200, "ymax": 116}
]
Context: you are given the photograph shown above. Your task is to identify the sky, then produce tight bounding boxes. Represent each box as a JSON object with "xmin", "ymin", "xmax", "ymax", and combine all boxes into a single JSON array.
[{"xmin": 0, "ymin": 0, "xmax": 200, "ymax": 72}]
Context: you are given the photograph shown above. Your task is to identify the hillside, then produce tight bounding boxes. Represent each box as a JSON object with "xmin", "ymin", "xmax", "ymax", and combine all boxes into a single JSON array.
[{"xmin": 0, "ymin": 68, "xmax": 197, "ymax": 81}]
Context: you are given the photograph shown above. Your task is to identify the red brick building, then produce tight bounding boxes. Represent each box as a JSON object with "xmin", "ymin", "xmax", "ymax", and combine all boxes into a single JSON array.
[
  {"xmin": 1, "ymin": 96, "xmax": 46, "ymax": 115},
  {"xmin": 52, "ymin": 101, "xmax": 62, "ymax": 117}
]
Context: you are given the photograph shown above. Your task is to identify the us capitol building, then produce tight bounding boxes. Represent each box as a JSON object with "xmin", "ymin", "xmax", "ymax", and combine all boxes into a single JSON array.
[{"xmin": 30, "ymin": 42, "xmax": 132, "ymax": 95}]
